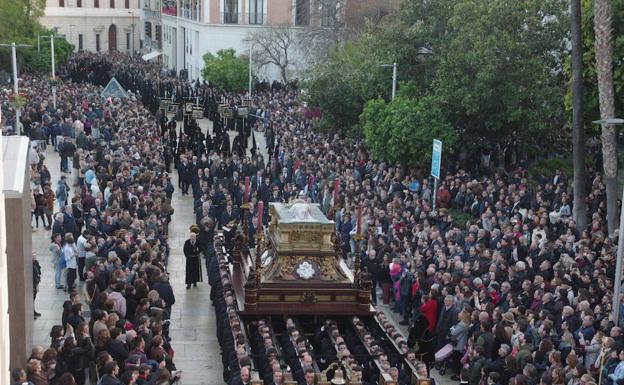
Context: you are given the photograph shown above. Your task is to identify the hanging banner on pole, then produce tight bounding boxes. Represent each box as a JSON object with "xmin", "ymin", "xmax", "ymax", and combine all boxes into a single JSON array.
[{"xmin": 431, "ymin": 139, "xmax": 442, "ymax": 179}]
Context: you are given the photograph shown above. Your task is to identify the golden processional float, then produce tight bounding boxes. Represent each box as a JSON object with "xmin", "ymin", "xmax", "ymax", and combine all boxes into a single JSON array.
[{"xmin": 214, "ymin": 200, "xmax": 423, "ymax": 385}]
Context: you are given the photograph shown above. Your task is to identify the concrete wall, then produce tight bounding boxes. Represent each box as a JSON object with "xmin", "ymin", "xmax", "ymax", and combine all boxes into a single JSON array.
[
  {"xmin": 0, "ymin": 134, "xmax": 10, "ymax": 385},
  {"xmin": 2, "ymin": 136, "xmax": 32, "ymax": 371}
]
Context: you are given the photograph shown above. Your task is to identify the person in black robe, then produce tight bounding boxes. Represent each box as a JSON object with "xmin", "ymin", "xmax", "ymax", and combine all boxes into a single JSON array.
[
  {"xmin": 220, "ymin": 133, "xmax": 231, "ymax": 156},
  {"xmin": 183, "ymin": 229, "xmax": 202, "ymax": 289},
  {"xmin": 232, "ymin": 134, "xmax": 243, "ymax": 158}
]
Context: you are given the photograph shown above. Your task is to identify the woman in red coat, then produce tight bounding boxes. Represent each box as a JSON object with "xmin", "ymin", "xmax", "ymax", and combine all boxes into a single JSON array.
[
  {"xmin": 408, "ymin": 294, "xmax": 438, "ymax": 364},
  {"xmin": 419, "ymin": 294, "xmax": 438, "ymax": 333}
]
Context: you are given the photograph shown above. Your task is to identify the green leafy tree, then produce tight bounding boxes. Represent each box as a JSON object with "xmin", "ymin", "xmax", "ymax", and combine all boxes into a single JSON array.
[
  {"xmin": 565, "ymin": 0, "xmax": 624, "ymax": 133},
  {"xmin": 432, "ymin": 0, "xmax": 568, "ymax": 155},
  {"xmin": 22, "ymin": 29, "xmax": 74, "ymax": 72},
  {"xmin": 303, "ymin": 33, "xmax": 398, "ymax": 133},
  {"xmin": 0, "ymin": 0, "xmax": 45, "ymax": 42},
  {"xmin": 306, "ymin": 0, "xmax": 568, "ymax": 160},
  {"xmin": 361, "ymin": 94, "xmax": 457, "ymax": 166},
  {"xmin": 201, "ymin": 49, "xmax": 249, "ymax": 91},
  {"xmin": 0, "ymin": 1, "xmax": 73, "ymax": 73}
]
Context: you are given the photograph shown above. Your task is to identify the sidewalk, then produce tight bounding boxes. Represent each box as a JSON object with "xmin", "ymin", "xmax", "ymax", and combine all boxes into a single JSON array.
[{"xmin": 30, "ymin": 137, "xmax": 224, "ymax": 384}]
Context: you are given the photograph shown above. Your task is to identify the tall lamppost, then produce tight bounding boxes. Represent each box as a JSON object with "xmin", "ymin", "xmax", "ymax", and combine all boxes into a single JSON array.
[
  {"xmin": 0, "ymin": 42, "xmax": 32, "ymax": 135},
  {"xmin": 40, "ymin": 35, "xmax": 58, "ymax": 110},
  {"xmin": 379, "ymin": 62, "xmax": 397, "ymax": 100},
  {"xmin": 248, "ymin": 43, "xmax": 253, "ymax": 98},
  {"xmin": 593, "ymin": 117, "xmax": 624, "ymax": 326}
]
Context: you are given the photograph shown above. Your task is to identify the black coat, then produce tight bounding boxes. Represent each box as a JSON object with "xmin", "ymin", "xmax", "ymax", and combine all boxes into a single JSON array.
[
  {"xmin": 183, "ymin": 239, "xmax": 202, "ymax": 285},
  {"xmin": 153, "ymin": 281, "xmax": 176, "ymax": 308}
]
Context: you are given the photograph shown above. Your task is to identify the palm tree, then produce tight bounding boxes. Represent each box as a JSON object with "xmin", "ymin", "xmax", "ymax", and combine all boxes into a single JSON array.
[
  {"xmin": 571, "ymin": 0, "xmax": 587, "ymax": 230},
  {"xmin": 594, "ymin": 0, "xmax": 618, "ymax": 235}
]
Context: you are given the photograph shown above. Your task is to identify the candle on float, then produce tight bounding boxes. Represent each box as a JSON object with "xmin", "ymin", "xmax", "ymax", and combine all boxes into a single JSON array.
[
  {"xmin": 257, "ymin": 201, "xmax": 264, "ymax": 232},
  {"xmin": 356, "ymin": 204, "xmax": 362, "ymax": 236},
  {"xmin": 244, "ymin": 176, "xmax": 250, "ymax": 203}
]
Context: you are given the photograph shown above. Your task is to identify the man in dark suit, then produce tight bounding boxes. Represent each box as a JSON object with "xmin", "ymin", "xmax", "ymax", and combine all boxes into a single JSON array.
[
  {"xmin": 178, "ymin": 157, "xmax": 192, "ymax": 195},
  {"xmin": 220, "ymin": 203, "xmax": 238, "ymax": 229}
]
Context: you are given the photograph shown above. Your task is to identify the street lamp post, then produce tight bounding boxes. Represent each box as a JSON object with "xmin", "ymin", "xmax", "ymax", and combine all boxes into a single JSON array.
[
  {"xmin": 248, "ymin": 44, "xmax": 253, "ymax": 98},
  {"xmin": 379, "ymin": 62, "xmax": 397, "ymax": 100},
  {"xmin": 593, "ymin": 117, "xmax": 624, "ymax": 326},
  {"xmin": 0, "ymin": 42, "xmax": 32, "ymax": 135},
  {"xmin": 41, "ymin": 35, "xmax": 57, "ymax": 110}
]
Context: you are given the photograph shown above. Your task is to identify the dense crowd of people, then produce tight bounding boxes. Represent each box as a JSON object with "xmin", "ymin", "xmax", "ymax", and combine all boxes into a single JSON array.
[
  {"xmin": 2, "ymin": 49, "xmax": 622, "ymax": 385},
  {"xmin": 166, "ymin": 60, "xmax": 617, "ymax": 385},
  {"xmin": 3, "ymin": 65, "xmax": 181, "ymax": 385}
]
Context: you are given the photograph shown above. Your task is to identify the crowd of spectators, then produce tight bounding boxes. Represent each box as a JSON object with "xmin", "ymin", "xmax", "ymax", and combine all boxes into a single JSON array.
[
  {"xmin": 175, "ymin": 63, "xmax": 618, "ymax": 385},
  {"xmin": 3, "ymin": 49, "xmax": 622, "ymax": 385},
  {"xmin": 3, "ymin": 65, "xmax": 181, "ymax": 385}
]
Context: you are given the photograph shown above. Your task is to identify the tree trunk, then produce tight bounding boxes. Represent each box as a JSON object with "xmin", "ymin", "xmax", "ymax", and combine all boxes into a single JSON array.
[
  {"xmin": 571, "ymin": 0, "xmax": 588, "ymax": 231},
  {"xmin": 594, "ymin": 0, "xmax": 618, "ymax": 235},
  {"xmin": 280, "ymin": 66, "xmax": 288, "ymax": 84}
]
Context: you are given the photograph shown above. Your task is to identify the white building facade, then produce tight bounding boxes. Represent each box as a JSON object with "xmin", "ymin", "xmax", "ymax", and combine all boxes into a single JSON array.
[
  {"xmin": 141, "ymin": 0, "xmax": 163, "ymax": 52},
  {"xmin": 161, "ymin": 0, "xmax": 348, "ymax": 81},
  {"xmin": 41, "ymin": 0, "xmax": 141, "ymax": 53}
]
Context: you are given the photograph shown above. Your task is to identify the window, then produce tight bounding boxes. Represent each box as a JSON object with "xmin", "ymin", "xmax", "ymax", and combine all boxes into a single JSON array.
[
  {"xmin": 321, "ymin": 1, "xmax": 337, "ymax": 27},
  {"xmin": 110, "ymin": 0, "xmax": 114, "ymax": 8},
  {"xmin": 224, "ymin": 0, "xmax": 238, "ymax": 24},
  {"xmin": 94, "ymin": 0, "xmax": 99, "ymax": 7},
  {"xmin": 125, "ymin": 0, "xmax": 130, "ymax": 8},
  {"xmin": 95, "ymin": 33, "xmax": 101, "ymax": 51},
  {"xmin": 145, "ymin": 22, "xmax": 152, "ymax": 39},
  {"xmin": 77, "ymin": 0, "xmax": 82, "ymax": 7},
  {"xmin": 59, "ymin": 0, "xmax": 65, "ymax": 6},
  {"xmin": 248, "ymin": 0, "xmax": 263, "ymax": 24},
  {"xmin": 126, "ymin": 33, "xmax": 130, "ymax": 50},
  {"xmin": 295, "ymin": 0, "xmax": 310, "ymax": 26},
  {"xmin": 155, "ymin": 25, "xmax": 162, "ymax": 41},
  {"xmin": 78, "ymin": 34, "xmax": 83, "ymax": 50}
]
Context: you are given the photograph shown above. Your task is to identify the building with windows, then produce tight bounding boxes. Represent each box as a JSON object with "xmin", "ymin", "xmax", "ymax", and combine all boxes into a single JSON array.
[
  {"xmin": 160, "ymin": 0, "xmax": 392, "ymax": 81},
  {"xmin": 141, "ymin": 0, "xmax": 163, "ymax": 52},
  {"xmin": 41, "ymin": 0, "xmax": 141, "ymax": 53}
]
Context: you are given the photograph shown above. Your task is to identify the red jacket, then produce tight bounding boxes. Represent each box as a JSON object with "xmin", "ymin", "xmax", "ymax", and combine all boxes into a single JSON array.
[{"xmin": 419, "ymin": 299, "xmax": 438, "ymax": 333}]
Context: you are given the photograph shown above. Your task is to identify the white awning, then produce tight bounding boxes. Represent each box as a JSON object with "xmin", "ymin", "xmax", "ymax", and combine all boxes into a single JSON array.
[{"xmin": 141, "ymin": 51, "xmax": 162, "ymax": 61}]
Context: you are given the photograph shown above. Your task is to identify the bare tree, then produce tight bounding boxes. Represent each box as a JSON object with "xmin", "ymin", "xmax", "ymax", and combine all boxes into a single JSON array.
[
  {"xmin": 296, "ymin": 0, "xmax": 396, "ymax": 66},
  {"xmin": 297, "ymin": 0, "xmax": 346, "ymax": 66},
  {"xmin": 248, "ymin": 25, "xmax": 297, "ymax": 84}
]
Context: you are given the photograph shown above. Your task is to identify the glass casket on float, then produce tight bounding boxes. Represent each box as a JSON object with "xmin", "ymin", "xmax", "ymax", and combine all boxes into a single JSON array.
[{"xmin": 231, "ymin": 202, "xmax": 374, "ymax": 315}]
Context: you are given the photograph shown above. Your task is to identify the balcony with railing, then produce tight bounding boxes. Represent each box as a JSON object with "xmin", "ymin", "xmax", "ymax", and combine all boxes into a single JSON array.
[
  {"xmin": 221, "ymin": 12, "xmax": 267, "ymax": 25},
  {"xmin": 142, "ymin": 8, "xmax": 162, "ymax": 22}
]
